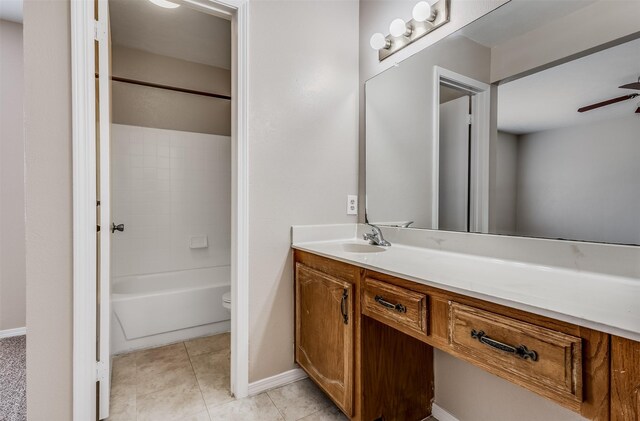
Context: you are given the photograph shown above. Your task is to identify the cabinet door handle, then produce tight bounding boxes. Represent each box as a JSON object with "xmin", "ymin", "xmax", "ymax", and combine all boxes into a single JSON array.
[
  {"xmin": 374, "ymin": 295, "xmax": 407, "ymax": 313},
  {"xmin": 341, "ymin": 289, "xmax": 349, "ymax": 325},
  {"xmin": 471, "ymin": 329, "xmax": 538, "ymax": 361}
]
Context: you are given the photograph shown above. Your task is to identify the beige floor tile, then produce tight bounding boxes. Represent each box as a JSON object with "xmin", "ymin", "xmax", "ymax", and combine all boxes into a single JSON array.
[
  {"xmin": 185, "ymin": 332, "xmax": 230, "ymax": 358},
  {"xmin": 135, "ymin": 342, "xmax": 189, "ymax": 368},
  {"xmin": 298, "ymin": 405, "xmax": 348, "ymax": 421},
  {"xmin": 136, "ymin": 357, "xmax": 198, "ymax": 396},
  {"xmin": 113, "ymin": 353, "xmax": 136, "ymax": 375},
  {"xmin": 111, "ymin": 354, "xmax": 137, "ymax": 398},
  {"xmin": 182, "ymin": 410, "xmax": 211, "ymax": 421},
  {"xmin": 136, "ymin": 382, "xmax": 207, "ymax": 421},
  {"xmin": 190, "ymin": 349, "xmax": 230, "ymax": 379},
  {"xmin": 106, "ymin": 391, "xmax": 136, "ymax": 421},
  {"xmin": 206, "ymin": 393, "xmax": 284, "ymax": 421},
  {"xmin": 267, "ymin": 379, "xmax": 332, "ymax": 421},
  {"xmin": 197, "ymin": 372, "xmax": 235, "ymax": 409}
]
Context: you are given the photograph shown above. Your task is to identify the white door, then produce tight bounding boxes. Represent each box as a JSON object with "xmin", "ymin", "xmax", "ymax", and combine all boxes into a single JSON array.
[
  {"xmin": 96, "ymin": 0, "xmax": 112, "ymax": 418},
  {"xmin": 438, "ymin": 95, "xmax": 470, "ymax": 232}
]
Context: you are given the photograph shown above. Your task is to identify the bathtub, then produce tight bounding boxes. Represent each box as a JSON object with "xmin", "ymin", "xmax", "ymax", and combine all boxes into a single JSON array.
[{"xmin": 111, "ymin": 266, "xmax": 230, "ymax": 353}]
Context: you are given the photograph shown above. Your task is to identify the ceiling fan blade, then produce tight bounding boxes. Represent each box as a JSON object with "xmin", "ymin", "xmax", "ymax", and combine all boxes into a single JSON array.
[
  {"xmin": 620, "ymin": 82, "xmax": 640, "ymax": 90},
  {"xmin": 578, "ymin": 94, "xmax": 639, "ymax": 113},
  {"xmin": 619, "ymin": 78, "xmax": 640, "ymax": 90}
]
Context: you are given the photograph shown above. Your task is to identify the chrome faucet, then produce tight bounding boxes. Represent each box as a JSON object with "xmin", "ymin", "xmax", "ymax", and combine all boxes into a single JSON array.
[{"xmin": 363, "ymin": 224, "xmax": 391, "ymax": 247}]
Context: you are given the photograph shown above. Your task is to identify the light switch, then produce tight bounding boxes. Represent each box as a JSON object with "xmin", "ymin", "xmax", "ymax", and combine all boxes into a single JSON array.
[{"xmin": 347, "ymin": 195, "xmax": 358, "ymax": 215}]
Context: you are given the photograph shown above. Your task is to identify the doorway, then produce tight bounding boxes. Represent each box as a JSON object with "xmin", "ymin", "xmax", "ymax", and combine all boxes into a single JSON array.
[
  {"xmin": 438, "ymin": 88, "xmax": 471, "ymax": 233},
  {"xmin": 432, "ymin": 66, "xmax": 491, "ymax": 233},
  {"xmin": 70, "ymin": 1, "xmax": 249, "ymax": 419}
]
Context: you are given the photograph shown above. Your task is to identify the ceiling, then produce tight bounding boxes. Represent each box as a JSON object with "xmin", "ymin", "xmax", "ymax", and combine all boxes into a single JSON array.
[
  {"xmin": 460, "ymin": 0, "xmax": 598, "ymax": 48},
  {"xmin": 497, "ymin": 37, "xmax": 640, "ymax": 134},
  {"xmin": 0, "ymin": 0, "xmax": 23, "ymax": 23},
  {"xmin": 109, "ymin": 0, "xmax": 231, "ymax": 69}
]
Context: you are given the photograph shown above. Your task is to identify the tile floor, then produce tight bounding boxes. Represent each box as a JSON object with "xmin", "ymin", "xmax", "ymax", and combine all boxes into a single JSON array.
[{"xmin": 107, "ymin": 332, "xmax": 349, "ymax": 421}]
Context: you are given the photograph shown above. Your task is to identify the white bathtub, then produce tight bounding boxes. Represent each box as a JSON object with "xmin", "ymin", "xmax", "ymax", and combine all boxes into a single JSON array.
[{"xmin": 111, "ymin": 266, "xmax": 230, "ymax": 353}]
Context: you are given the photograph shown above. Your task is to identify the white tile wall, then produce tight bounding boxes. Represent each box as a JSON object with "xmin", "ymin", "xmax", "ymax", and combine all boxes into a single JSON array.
[{"xmin": 111, "ymin": 124, "xmax": 231, "ymax": 277}]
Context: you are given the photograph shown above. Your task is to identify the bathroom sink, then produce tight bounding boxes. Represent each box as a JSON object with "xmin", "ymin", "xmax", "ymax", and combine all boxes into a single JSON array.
[{"xmin": 340, "ymin": 243, "xmax": 387, "ymax": 254}]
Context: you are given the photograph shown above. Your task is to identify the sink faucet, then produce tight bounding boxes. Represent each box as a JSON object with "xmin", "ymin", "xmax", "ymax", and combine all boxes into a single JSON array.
[{"xmin": 363, "ymin": 224, "xmax": 391, "ymax": 247}]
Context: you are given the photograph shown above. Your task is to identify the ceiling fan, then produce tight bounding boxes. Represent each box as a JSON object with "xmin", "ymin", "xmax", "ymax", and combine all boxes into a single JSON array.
[{"xmin": 578, "ymin": 77, "xmax": 640, "ymax": 114}]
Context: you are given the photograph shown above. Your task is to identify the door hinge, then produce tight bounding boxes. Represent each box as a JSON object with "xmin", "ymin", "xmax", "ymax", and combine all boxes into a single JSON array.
[
  {"xmin": 94, "ymin": 20, "xmax": 107, "ymax": 43},
  {"xmin": 468, "ymin": 114, "xmax": 473, "ymax": 125},
  {"xmin": 96, "ymin": 360, "xmax": 108, "ymax": 382}
]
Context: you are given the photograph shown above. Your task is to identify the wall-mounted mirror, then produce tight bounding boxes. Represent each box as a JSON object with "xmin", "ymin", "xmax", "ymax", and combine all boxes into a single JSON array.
[{"xmin": 365, "ymin": 0, "xmax": 640, "ymax": 246}]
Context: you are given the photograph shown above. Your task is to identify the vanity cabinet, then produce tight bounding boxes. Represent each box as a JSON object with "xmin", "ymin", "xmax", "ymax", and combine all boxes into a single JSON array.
[
  {"xmin": 294, "ymin": 256, "xmax": 358, "ymax": 416},
  {"xmin": 294, "ymin": 249, "xmax": 640, "ymax": 421},
  {"xmin": 611, "ymin": 337, "xmax": 640, "ymax": 421}
]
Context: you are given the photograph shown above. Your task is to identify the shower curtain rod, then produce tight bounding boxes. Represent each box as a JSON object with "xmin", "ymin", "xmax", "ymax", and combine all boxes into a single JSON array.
[{"xmin": 108, "ymin": 75, "xmax": 232, "ymax": 101}]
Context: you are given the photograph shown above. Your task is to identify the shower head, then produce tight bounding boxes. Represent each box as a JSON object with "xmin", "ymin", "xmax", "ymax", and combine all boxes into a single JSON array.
[{"xmin": 619, "ymin": 77, "xmax": 640, "ymax": 90}]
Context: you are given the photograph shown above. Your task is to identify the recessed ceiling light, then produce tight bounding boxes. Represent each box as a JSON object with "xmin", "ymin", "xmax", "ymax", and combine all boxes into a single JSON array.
[{"xmin": 147, "ymin": 0, "xmax": 180, "ymax": 9}]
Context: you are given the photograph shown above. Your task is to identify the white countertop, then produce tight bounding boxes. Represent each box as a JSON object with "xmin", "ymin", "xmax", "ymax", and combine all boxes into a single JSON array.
[{"xmin": 292, "ymin": 225, "xmax": 640, "ymax": 342}]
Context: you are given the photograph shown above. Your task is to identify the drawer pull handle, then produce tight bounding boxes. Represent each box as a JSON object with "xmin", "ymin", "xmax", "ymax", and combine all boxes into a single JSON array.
[
  {"xmin": 341, "ymin": 289, "xmax": 349, "ymax": 325},
  {"xmin": 375, "ymin": 295, "xmax": 407, "ymax": 313},
  {"xmin": 471, "ymin": 329, "xmax": 538, "ymax": 361}
]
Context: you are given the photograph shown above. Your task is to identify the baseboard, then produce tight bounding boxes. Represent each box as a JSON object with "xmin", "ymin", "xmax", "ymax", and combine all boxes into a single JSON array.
[
  {"xmin": 432, "ymin": 403, "xmax": 460, "ymax": 421},
  {"xmin": 247, "ymin": 368, "xmax": 308, "ymax": 396},
  {"xmin": 0, "ymin": 327, "xmax": 26, "ymax": 339}
]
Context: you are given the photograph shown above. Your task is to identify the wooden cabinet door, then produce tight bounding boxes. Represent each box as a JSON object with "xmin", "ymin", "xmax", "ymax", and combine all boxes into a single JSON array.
[
  {"xmin": 611, "ymin": 336, "xmax": 640, "ymax": 421},
  {"xmin": 295, "ymin": 263, "xmax": 354, "ymax": 416}
]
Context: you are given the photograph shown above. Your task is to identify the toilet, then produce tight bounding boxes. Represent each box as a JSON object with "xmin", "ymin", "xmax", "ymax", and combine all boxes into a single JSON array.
[{"xmin": 222, "ymin": 291, "xmax": 231, "ymax": 311}]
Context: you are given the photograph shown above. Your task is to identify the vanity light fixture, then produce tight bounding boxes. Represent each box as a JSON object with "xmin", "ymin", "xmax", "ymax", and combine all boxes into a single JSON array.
[
  {"xmin": 389, "ymin": 18, "xmax": 412, "ymax": 38},
  {"xmin": 370, "ymin": 0, "xmax": 450, "ymax": 62},
  {"xmin": 370, "ymin": 33, "xmax": 391, "ymax": 51},
  {"xmin": 413, "ymin": 1, "xmax": 437, "ymax": 22},
  {"xmin": 147, "ymin": 0, "xmax": 180, "ymax": 9}
]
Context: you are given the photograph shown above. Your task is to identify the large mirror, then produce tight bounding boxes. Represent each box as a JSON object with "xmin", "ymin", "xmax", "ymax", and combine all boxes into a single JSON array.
[{"xmin": 365, "ymin": 0, "xmax": 640, "ymax": 246}]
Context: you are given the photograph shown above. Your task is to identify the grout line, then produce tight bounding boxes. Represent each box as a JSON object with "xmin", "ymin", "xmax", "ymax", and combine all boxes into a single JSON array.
[
  {"xmin": 265, "ymin": 391, "xmax": 287, "ymax": 421},
  {"xmin": 183, "ymin": 340, "xmax": 213, "ymax": 421},
  {"xmin": 134, "ymin": 355, "xmax": 138, "ymax": 421},
  {"xmin": 117, "ymin": 335, "xmax": 229, "ymax": 419},
  {"xmin": 295, "ymin": 407, "xmax": 324, "ymax": 421}
]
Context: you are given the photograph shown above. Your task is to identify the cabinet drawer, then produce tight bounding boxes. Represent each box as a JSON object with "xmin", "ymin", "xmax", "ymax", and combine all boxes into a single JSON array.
[
  {"xmin": 363, "ymin": 277, "xmax": 428, "ymax": 335},
  {"xmin": 449, "ymin": 302, "xmax": 583, "ymax": 407}
]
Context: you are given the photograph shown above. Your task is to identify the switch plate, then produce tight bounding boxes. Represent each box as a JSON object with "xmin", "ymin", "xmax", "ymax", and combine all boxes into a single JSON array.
[{"xmin": 347, "ymin": 195, "xmax": 358, "ymax": 215}]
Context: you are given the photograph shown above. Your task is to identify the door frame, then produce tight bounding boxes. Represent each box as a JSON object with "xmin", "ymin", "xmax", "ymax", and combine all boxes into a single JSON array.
[
  {"xmin": 70, "ymin": 0, "xmax": 250, "ymax": 418},
  {"xmin": 432, "ymin": 66, "xmax": 490, "ymax": 233}
]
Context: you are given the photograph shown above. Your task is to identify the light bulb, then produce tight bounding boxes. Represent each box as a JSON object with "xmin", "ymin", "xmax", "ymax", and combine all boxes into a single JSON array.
[
  {"xmin": 148, "ymin": 0, "xmax": 180, "ymax": 9},
  {"xmin": 389, "ymin": 18, "xmax": 411, "ymax": 37},
  {"xmin": 370, "ymin": 33, "xmax": 390, "ymax": 50},
  {"xmin": 413, "ymin": 1, "xmax": 436, "ymax": 22}
]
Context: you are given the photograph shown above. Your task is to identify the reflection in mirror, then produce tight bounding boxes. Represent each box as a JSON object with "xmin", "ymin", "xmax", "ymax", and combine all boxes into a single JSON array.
[
  {"xmin": 365, "ymin": 0, "xmax": 640, "ymax": 246},
  {"xmin": 439, "ymin": 86, "xmax": 470, "ymax": 233},
  {"xmin": 494, "ymin": 38, "xmax": 640, "ymax": 245}
]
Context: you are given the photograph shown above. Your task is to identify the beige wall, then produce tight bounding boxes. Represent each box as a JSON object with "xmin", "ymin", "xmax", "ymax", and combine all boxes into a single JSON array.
[
  {"xmin": 0, "ymin": 19, "xmax": 26, "ymax": 331},
  {"xmin": 112, "ymin": 46, "xmax": 231, "ymax": 135},
  {"xmin": 248, "ymin": 0, "xmax": 360, "ymax": 382},
  {"xmin": 23, "ymin": 0, "xmax": 73, "ymax": 419}
]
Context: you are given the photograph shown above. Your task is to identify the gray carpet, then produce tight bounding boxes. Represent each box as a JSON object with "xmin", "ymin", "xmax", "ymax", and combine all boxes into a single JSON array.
[{"xmin": 0, "ymin": 335, "xmax": 26, "ymax": 421}]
